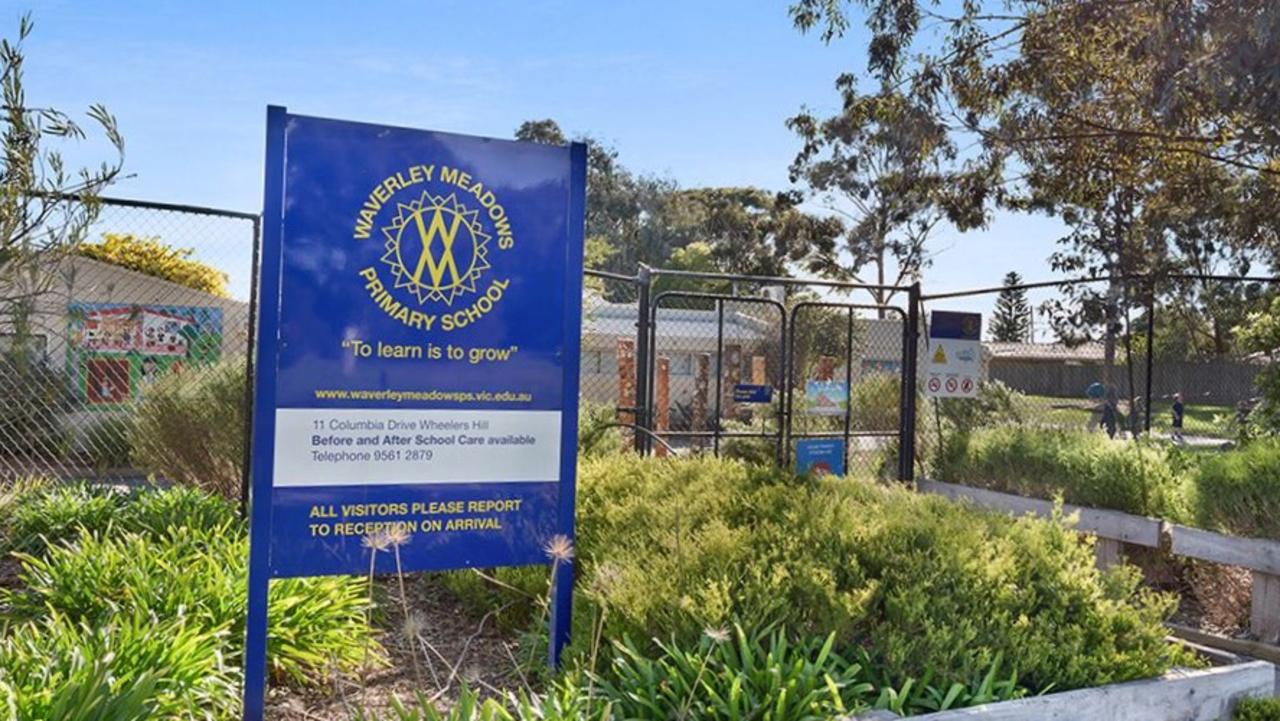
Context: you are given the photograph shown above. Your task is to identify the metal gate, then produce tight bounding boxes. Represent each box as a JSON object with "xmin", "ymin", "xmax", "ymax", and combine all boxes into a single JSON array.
[
  {"xmin": 590, "ymin": 265, "xmax": 920, "ymax": 480},
  {"xmin": 645, "ymin": 290, "xmax": 787, "ymax": 460},
  {"xmin": 785, "ymin": 302, "xmax": 916, "ymax": 480}
]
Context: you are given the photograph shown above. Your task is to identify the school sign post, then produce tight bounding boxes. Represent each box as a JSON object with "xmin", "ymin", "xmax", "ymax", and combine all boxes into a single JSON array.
[{"xmin": 243, "ymin": 106, "xmax": 587, "ymax": 720}]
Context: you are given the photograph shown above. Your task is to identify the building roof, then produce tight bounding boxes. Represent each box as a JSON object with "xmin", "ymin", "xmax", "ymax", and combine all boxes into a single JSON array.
[
  {"xmin": 985, "ymin": 341, "xmax": 1106, "ymax": 363},
  {"xmin": 582, "ymin": 297, "xmax": 774, "ymax": 342}
]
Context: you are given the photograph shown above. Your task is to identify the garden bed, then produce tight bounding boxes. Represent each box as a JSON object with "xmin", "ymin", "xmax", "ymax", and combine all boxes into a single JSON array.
[{"xmin": 0, "ymin": 456, "xmax": 1246, "ymax": 719}]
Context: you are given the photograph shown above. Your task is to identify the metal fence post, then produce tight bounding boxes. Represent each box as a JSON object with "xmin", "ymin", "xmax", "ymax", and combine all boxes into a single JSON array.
[
  {"xmin": 898, "ymin": 282, "xmax": 921, "ymax": 483},
  {"xmin": 1144, "ymin": 280, "xmax": 1156, "ymax": 434},
  {"xmin": 634, "ymin": 264, "xmax": 653, "ymax": 454},
  {"xmin": 240, "ymin": 214, "xmax": 262, "ymax": 518}
]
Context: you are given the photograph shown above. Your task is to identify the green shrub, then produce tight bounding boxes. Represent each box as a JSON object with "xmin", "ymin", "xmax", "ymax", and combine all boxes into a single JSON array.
[
  {"xmin": 6, "ymin": 521, "xmax": 373, "ymax": 684},
  {"xmin": 132, "ymin": 360, "xmax": 246, "ymax": 500},
  {"xmin": 934, "ymin": 426, "xmax": 1189, "ymax": 520},
  {"xmin": 1, "ymin": 484, "xmax": 374, "ymax": 685},
  {"xmin": 850, "ymin": 372, "xmax": 902, "ymax": 432},
  {"xmin": 936, "ymin": 380, "xmax": 1026, "ymax": 434},
  {"xmin": 0, "ymin": 357, "xmax": 69, "ymax": 459},
  {"xmin": 1193, "ymin": 441, "xmax": 1280, "ymax": 539},
  {"xmin": 0, "ymin": 482, "xmax": 237, "ymax": 555},
  {"xmin": 0, "ymin": 609, "xmax": 239, "ymax": 721},
  {"xmin": 578, "ymin": 400, "xmax": 626, "ymax": 458},
  {"xmin": 596, "ymin": 627, "xmax": 875, "ymax": 719},
  {"xmin": 457, "ymin": 454, "xmax": 1187, "ymax": 694},
  {"xmin": 82, "ymin": 414, "xmax": 135, "ymax": 470},
  {"xmin": 356, "ymin": 627, "xmax": 1023, "ymax": 720},
  {"xmin": 1237, "ymin": 698, "xmax": 1280, "ymax": 721}
]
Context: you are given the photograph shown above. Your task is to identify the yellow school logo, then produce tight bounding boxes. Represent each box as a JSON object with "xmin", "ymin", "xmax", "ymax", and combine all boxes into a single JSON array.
[
  {"xmin": 353, "ymin": 164, "xmax": 516, "ymax": 333},
  {"xmin": 381, "ymin": 191, "xmax": 490, "ymax": 306}
]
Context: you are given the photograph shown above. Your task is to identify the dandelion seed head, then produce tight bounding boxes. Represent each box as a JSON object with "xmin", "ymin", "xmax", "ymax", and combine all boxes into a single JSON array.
[
  {"xmin": 544, "ymin": 534, "xmax": 574, "ymax": 564},
  {"xmin": 387, "ymin": 524, "xmax": 412, "ymax": 548},
  {"xmin": 362, "ymin": 529, "xmax": 393, "ymax": 551},
  {"xmin": 401, "ymin": 611, "xmax": 427, "ymax": 639},
  {"xmin": 703, "ymin": 626, "xmax": 731, "ymax": 644}
]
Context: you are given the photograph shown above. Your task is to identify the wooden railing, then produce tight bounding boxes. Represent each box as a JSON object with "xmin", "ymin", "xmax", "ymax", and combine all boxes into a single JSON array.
[{"xmin": 917, "ymin": 479, "xmax": 1280, "ymax": 650}]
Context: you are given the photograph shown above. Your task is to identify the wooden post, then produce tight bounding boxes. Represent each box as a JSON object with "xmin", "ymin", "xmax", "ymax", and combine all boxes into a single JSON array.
[
  {"xmin": 1094, "ymin": 538, "xmax": 1123, "ymax": 571},
  {"xmin": 723, "ymin": 344, "xmax": 742, "ymax": 419},
  {"xmin": 1251, "ymin": 571, "xmax": 1280, "ymax": 644},
  {"xmin": 692, "ymin": 353, "xmax": 709, "ymax": 449},
  {"xmin": 617, "ymin": 338, "xmax": 636, "ymax": 446},
  {"xmin": 751, "ymin": 355, "xmax": 766, "ymax": 385},
  {"xmin": 655, "ymin": 356, "xmax": 670, "ymax": 458}
]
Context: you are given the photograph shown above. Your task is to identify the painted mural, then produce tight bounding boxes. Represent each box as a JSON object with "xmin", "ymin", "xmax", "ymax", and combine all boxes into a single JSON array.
[{"xmin": 66, "ymin": 303, "xmax": 223, "ymax": 407}]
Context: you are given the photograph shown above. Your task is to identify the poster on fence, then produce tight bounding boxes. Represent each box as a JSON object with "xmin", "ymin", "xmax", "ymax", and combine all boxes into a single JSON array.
[
  {"xmin": 925, "ymin": 311, "xmax": 981, "ymax": 399},
  {"xmin": 243, "ymin": 106, "xmax": 587, "ymax": 718},
  {"xmin": 805, "ymin": 379, "xmax": 848, "ymax": 416}
]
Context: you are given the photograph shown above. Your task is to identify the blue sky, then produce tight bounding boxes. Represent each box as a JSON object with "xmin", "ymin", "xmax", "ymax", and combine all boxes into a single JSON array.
[{"xmin": 13, "ymin": 0, "xmax": 1068, "ymax": 325}]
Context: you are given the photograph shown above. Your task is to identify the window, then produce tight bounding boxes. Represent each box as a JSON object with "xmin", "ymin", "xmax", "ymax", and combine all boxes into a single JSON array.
[
  {"xmin": 669, "ymin": 352, "xmax": 694, "ymax": 377},
  {"xmin": 581, "ymin": 350, "xmax": 619, "ymax": 375}
]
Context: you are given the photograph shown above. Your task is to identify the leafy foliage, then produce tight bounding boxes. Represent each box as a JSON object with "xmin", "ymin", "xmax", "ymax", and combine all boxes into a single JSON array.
[
  {"xmin": 1235, "ymin": 297, "xmax": 1280, "ymax": 436},
  {"xmin": 935, "ymin": 380, "xmax": 1026, "ymax": 436},
  {"xmin": 76, "ymin": 233, "xmax": 230, "ymax": 297},
  {"xmin": 0, "ymin": 483, "xmax": 375, "ymax": 717},
  {"xmin": 934, "ymin": 426, "xmax": 1189, "ymax": 521},
  {"xmin": 595, "ymin": 627, "xmax": 874, "ymax": 719},
  {"xmin": 0, "ymin": 481, "xmax": 236, "ymax": 555},
  {"xmin": 1192, "ymin": 440, "xmax": 1280, "ymax": 540},
  {"xmin": 131, "ymin": 359, "xmax": 246, "ymax": 499},
  {"xmin": 789, "ymin": 1, "xmax": 1280, "ymax": 356},
  {"xmin": 578, "ymin": 400, "xmax": 627, "ymax": 458},
  {"xmin": 1236, "ymin": 697, "xmax": 1280, "ymax": 721},
  {"xmin": 0, "ymin": 609, "xmax": 239, "ymax": 721},
  {"xmin": 516, "ymin": 119, "xmax": 842, "ymax": 298},
  {"xmin": 453, "ymin": 454, "xmax": 1187, "ymax": 695},
  {"xmin": 0, "ymin": 13, "xmax": 124, "ymax": 326},
  {"xmin": 356, "ymin": 627, "xmax": 1028, "ymax": 720},
  {"xmin": 0, "ymin": 357, "xmax": 69, "ymax": 459}
]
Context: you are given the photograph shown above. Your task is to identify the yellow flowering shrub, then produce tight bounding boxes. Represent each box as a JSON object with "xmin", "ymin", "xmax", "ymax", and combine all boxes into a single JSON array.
[{"xmin": 77, "ymin": 233, "xmax": 230, "ymax": 297}]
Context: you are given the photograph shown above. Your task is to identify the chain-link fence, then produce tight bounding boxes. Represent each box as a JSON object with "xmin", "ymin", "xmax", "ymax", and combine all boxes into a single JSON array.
[
  {"xmin": 40, "ymin": 201, "xmax": 1260, "ymax": 489},
  {"xmin": 0, "ymin": 195, "xmax": 257, "ymax": 482},
  {"xmin": 915, "ymin": 275, "xmax": 1278, "ymax": 475}
]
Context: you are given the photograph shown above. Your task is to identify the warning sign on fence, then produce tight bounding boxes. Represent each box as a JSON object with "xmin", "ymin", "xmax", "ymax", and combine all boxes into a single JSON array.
[{"xmin": 925, "ymin": 311, "xmax": 981, "ymax": 399}]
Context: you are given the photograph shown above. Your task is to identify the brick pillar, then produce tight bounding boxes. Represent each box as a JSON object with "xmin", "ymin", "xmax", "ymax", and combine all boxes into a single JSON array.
[
  {"xmin": 617, "ymin": 338, "xmax": 636, "ymax": 446},
  {"xmin": 692, "ymin": 353, "xmax": 710, "ymax": 449},
  {"xmin": 723, "ymin": 344, "xmax": 742, "ymax": 419},
  {"xmin": 751, "ymin": 355, "xmax": 767, "ymax": 385}
]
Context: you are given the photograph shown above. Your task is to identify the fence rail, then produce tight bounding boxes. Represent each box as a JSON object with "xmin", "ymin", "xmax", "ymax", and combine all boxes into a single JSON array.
[{"xmin": 918, "ymin": 479, "xmax": 1280, "ymax": 648}]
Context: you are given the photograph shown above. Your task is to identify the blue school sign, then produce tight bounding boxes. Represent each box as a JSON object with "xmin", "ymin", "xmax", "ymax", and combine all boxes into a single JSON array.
[{"xmin": 242, "ymin": 107, "xmax": 586, "ymax": 720}]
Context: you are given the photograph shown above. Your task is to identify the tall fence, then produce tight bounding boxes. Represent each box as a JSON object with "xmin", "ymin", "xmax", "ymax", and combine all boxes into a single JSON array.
[
  {"xmin": 3, "ymin": 196, "xmax": 1272, "ymax": 486},
  {"xmin": 0, "ymin": 195, "xmax": 258, "ymax": 480},
  {"xmin": 919, "ymin": 275, "xmax": 1277, "ymax": 452}
]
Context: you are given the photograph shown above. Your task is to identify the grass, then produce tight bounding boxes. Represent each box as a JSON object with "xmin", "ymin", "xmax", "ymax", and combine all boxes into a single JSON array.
[{"xmin": 1015, "ymin": 395, "xmax": 1235, "ymax": 439}]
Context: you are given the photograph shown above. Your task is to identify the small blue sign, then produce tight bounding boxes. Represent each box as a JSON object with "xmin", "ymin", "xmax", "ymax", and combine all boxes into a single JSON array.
[
  {"xmin": 930, "ymin": 310, "xmax": 982, "ymax": 340},
  {"xmin": 243, "ymin": 107, "xmax": 586, "ymax": 720},
  {"xmin": 795, "ymin": 438, "xmax": 846, "ymax": 477},
  {"xmin": 732, "ymin": 383, "xmax": 773, "ymax": 404}
]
